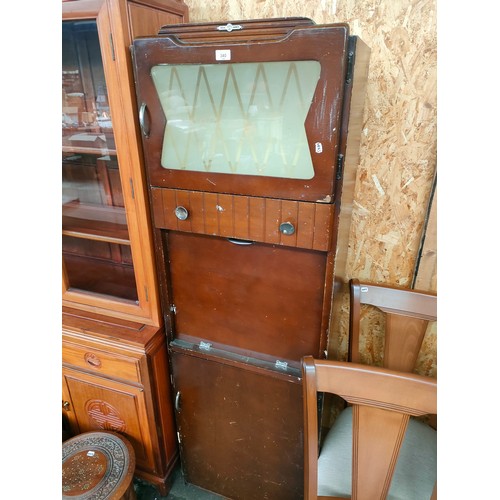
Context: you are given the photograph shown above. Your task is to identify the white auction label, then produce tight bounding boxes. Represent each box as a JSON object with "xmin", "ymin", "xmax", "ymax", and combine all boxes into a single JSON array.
[{"xmin": 215, "ymin": 49, "xmax": 231, "ymax": 61}]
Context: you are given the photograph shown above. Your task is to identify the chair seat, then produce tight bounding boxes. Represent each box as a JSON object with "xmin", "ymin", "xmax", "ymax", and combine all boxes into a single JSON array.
[{"xmin": 318, "ymin": 407, "xmax": 436, "ymax": 500}]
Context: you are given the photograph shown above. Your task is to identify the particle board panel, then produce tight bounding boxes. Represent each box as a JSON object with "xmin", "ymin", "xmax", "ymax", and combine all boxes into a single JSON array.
[{"xmin": 182, "ymin": 0, "xmax": 437, "ymax": 365}]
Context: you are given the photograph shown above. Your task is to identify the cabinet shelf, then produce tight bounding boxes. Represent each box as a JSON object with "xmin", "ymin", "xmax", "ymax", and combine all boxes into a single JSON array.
[
  {"xmin": 62, "ymin": 132, "xmax": 116, "ymax": 156},
  {"xmin": 63, "ymin": 252, "xmax": 137, "ymax": 302},
  {"xmin": 62, "ymin": 145, "xmax": 117, "ymax": 156},
  {"xmin": 63, "ymin": 200, "xmax": 130, "ymax": 245}
]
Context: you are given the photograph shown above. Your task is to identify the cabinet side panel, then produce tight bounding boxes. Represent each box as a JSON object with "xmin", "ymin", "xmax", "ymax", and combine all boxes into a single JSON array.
[
  {"xmin": 329, "ymin": 37, "xmax": 371, "ymax": 360},
  {"xmin": 128, "ymin": 3, "xmax": 186, "ymax": 39},
  {"xmin": 148, "ymin": 340, "xmax": 179, "ymax": 468}
]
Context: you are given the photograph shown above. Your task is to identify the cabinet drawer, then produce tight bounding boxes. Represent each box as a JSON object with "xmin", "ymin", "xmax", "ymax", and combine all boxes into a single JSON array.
[
  {"xmin": 151, "ymin": 187, "xmax": 334, "ymax": 251},
  {"xmin": 62, "ymin": 342, "xmax": 142, "ymax": 384}
]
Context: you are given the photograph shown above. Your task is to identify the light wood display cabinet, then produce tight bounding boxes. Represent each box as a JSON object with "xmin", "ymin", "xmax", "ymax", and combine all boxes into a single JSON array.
[
  {"xmin": 62, "ymin": 308, "xmax": 178, "ymax": 494},
  {"xmin": 62, "ymin": 0, "xmax": 188, "ymax": 495},
  {"xmin": 62, "ymin": 0, "xmax": 188, "ymax": 324}
]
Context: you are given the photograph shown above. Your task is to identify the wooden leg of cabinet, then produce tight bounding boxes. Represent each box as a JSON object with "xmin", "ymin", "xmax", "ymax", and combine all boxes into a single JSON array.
[{"xmin": 134, "ymin": 452, "xmax": 179, "ymax": 497}]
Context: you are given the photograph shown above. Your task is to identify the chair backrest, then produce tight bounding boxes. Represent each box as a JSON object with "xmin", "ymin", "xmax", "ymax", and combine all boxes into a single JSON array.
[
  {"xmin": 302, "ymin": 356, "xmax": 437, "ymax": 500},
  {"xmin": 349, "ymin": 278, "xmax": 437, "ymax": 373}
]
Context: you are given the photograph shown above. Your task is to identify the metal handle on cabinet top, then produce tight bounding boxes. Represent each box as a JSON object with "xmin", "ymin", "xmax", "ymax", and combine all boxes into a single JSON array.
[
  {"xmin": 175, "ymin": 391, "xmax": 181, "ymax": 412},
  {"xmin": 227, "ymin": 238, "xmax": 254, "ymax": 245},
  {"xmin": 139, "ymin": 102, "xmax": 150, "ymax": 138},
  {"xmin": 217, "ymin": 23, "xmax": 243, "ymax": 32}
]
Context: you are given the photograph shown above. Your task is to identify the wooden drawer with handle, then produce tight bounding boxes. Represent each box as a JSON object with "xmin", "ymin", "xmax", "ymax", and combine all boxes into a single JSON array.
[
  {"xmin": 151, "ymin": 187, "xmax": 335, "ymax": 251},
  {"xmin": 62, "ymin": 341, "xmax": 142, "ymax": 384}
]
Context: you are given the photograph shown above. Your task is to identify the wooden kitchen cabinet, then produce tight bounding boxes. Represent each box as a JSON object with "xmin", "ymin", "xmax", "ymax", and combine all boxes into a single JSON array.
[
  {"xmin": 62, "ymin": 308, "xmax": 178, "ymax": 495},
  {"xmin": 132, "ymin": 17, "xmax": 370, "ymax": 499}
]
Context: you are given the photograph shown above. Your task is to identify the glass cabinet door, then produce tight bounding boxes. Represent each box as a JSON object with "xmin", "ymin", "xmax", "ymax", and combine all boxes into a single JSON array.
[
  {"xmin": 132, "ymin": 24, "xmax": 349, "ymax": 202},
  {"xmin": 62, "ymin": 20, "xmax": 138, "ymax": 303}
]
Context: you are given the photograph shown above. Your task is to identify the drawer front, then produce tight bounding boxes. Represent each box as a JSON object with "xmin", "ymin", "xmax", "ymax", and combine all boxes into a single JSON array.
[
  {"xmin": 62, "ymin": 342, "xmax": 142, "ymax": 384},
  {"xmin": 151, "ymin": 187, "xmax": 334, "ymax": 251}
]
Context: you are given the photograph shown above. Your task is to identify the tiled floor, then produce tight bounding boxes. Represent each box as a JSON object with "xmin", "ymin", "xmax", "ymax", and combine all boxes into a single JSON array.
[{"xmin": 134, "ymin": 463, "xmax": 224, "ymax": 500}]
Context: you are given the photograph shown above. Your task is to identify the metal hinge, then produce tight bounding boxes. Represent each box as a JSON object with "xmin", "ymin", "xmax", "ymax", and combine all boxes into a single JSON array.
[
  {"xmin": 129, "ymin": 178, "xmax": 135, "ymax": 199},
  {"xmin": 345, "ymin": 50, "xmax": 354, "ymax": 84},
  {"xmin": 336, "ymin": 154, "xmax": 345, "ymax": 180},
  {"xmin": 170, "ymin": 304, "xmax": 177, "ymax": 314},
  {"xmin": 199, "ymin": 341, "xmax": 212, "ymax": 351}
]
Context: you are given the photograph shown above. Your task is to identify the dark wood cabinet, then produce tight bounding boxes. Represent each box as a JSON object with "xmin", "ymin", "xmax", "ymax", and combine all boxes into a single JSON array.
[{"xmin": 132, "ymin": 17, "xmax": 370, "ymax": 499}]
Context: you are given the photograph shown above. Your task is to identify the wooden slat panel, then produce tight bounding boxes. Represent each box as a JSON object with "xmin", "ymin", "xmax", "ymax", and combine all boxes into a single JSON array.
[
  {"xmin": 233, "ymin": 195, "xmax": 250, "ymax": 240},
  {"xmin": 174, "ymin": 189, "xmax": 192, "ymax": 232},
  {"xmin": 313, "ymin": 203, "xmax": 334, "ymax": 251},
  {"xmin": 296, "ymin": 201, "xmax": 315, "ymax": 249},
  {"xmin": 264, "ymin": 198, "xmax": 281, "ymax": 245},
  {"xmin": 202, "ymin": 192, "xmax": 219, "ymax": 235},
  {"xmin": 280, "ymin": 200, "xmax": 299, "ymax": 247},
  {"xmin": 160, "ymin": 188, "xmax": 177, "ymax": 230},
  {"xmin": 248, "ymin": 197, "xmax": 266, "ymax": 242},
  {"xmin": 150, "ymin": 188, "xmax": 335, "ymax": 251},
  {"xmin": 189, "ymin": 190, "xmax": 206, "ymax": 234},
  {"xmin": 217, "ymin": 193, "xmax": 234, "ymax": 237}
]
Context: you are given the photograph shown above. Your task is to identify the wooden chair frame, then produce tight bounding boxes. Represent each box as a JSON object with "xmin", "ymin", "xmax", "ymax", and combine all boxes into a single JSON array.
[
  {"xmin": 349, "ymin": 278, "xmax": 437, "ymax": 373},
  {"xmin": 302, "ymin": 356, "xmax": 437, "ymax": 500}
]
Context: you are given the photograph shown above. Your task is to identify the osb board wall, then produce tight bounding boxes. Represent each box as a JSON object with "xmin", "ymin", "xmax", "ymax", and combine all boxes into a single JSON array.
[{"xmin": 182, "ymin": 0, "xmax": 437, "ymax": 372}]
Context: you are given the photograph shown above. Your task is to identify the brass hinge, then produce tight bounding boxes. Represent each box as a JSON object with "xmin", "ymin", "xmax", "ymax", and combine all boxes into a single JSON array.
[
  {"xmin": 130, "ymin": 178, "xmax": 135, "ymax": 199},
  {"xmin": 109, "ymin": 33, "xmax": 116, "ymax": 61}
]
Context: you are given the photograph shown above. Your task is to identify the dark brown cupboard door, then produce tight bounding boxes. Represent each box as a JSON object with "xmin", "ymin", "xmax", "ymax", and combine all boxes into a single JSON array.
[
  {"xmin": 132, "ymin": 23, "xmax": 350, "ymax": 202},
  {"xmin": 167, "ymin": 231, "xmax": 328, "ymax": 365},
  {"xmin": 170, "ymin": 348, "xmax": 304, "ymax": 500}
]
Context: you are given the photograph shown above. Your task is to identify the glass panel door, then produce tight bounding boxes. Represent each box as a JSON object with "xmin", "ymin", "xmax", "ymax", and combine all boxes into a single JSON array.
[
  {"xmin": 151, "ymin": 61, "xmax": 321, "ymax": 179},
  {"xmin": 62, "ymin": 20, "xmax": 138, "ymax": 302}
]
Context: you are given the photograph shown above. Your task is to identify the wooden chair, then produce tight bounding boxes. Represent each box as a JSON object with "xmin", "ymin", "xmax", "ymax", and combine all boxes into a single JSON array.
[
  {"xmin": 302, "ymin": 356, "xmax": 437, "ymax": 500},
  {"xmin": 349, "ymin": 278, "xmax": 437, "ymax": 373}
]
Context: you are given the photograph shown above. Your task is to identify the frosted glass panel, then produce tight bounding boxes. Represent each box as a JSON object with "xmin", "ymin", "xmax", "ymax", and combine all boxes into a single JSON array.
[{"xmin": 151, "ymin": 61, "xmax": 321, "ymax": 179}]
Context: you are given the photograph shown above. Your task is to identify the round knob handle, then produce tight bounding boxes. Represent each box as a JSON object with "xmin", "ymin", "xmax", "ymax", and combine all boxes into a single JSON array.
[
  {"xmin": 279, "ymin": 221, "xmax": 295, "ymax": 235},
  {"xmin": 175, "ymin": 206, "xmax": 189, "ymax": 221},
  {"xmin": 62, "ymin": 401, "xmax": 71, "ymax": 411}
]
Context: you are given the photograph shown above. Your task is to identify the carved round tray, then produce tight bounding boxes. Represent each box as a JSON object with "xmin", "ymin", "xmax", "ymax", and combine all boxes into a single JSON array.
[{"xmin": 62, "ymin": 431, "xmax": 135, "ymax": 499}]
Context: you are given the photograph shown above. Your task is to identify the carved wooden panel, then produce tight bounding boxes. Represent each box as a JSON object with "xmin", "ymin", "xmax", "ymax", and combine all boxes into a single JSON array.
[
  {"xmin": 151, "ymin": 187, "xmax": 334, "ymax": 250},
  {"xmin": 86, "ymin": 399, "xmax": 127, "ymax": 432},
  {"xmin": 63, "ymin": 368, "xmax": 154, "ymax": 469}
]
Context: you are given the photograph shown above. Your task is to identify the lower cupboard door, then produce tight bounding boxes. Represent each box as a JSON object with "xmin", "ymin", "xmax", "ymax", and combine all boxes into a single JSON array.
[{"xmin": 171, "ymin": 349, "xmax": 304, "ymax": 500}]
